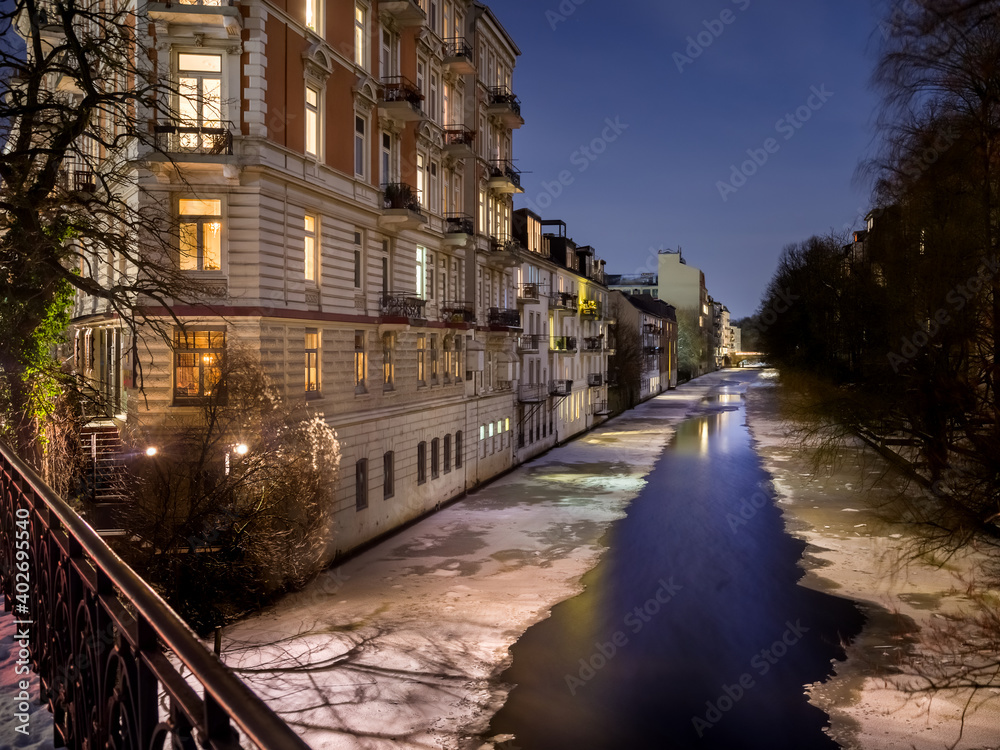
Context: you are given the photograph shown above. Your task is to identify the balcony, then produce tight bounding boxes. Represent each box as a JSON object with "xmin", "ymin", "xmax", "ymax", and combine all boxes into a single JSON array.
[
  {"xmin": 579, "ymin": 299, "xmax": 602, "ymax": 320},
  {"xmin": 379, "ymin": 0, "xmax": 425, "ymax": 27},
  {"xmin": 550, "ymin": 291, "xmax": 579, "ymax": 311},
  {"xmin": 146, "ymin": 0, "xmax": 241, "ymax": 31},
  {"xmin": 379, "ymin": 291, "xmax": 426, "ymax": 323},
  {"xmin": 643, "ymin": 323, "xmax": 659, "ymax": 334},
  {"xmin": 550, "ymin": 336, "xmax": 578, "ymax": 353},
  {"xmin": 582, "ymin": 336, "xmax": 604, "ymax": 352},
  {"xmin": 58, "ymin": 165, "xmax": 97, "ymax": 195},
  {"xmin": 517, "ymin": 334, "xmax": 544, "ymax": 353},
  {"xmin": 549, "ymin": 379, "xmax": 573, "ymax": 397},
  {"xmin": 518, "ymin": 383, "xmax": 548, "ymax": 404},
  {"xmin": 443, "ymin": 127, "xmax": 476, "ymax": 158},
  {"xmin": 587, "ymin": 373, "xmax": 603, "ymax": 387},
  {"xmin": 592, "ymin": 400, "xmax": 611, "ymax": 416},
  {"xmin": 443, "ymin": 37, "xmax": 475, "ymax": 75},
  {"xmin": 379, "ymin": 182, "xmax": 426, "ymax": 230},
  {"xmin": 487, "ymin": 86, "xmax": 524, "ymax": 129},
  {"xmin": 379, "ymin": 76, "xmax": 424, "ymax": 123},
  {"xmin": 487, "ymin": 160, "xmax": 523, "ymax": 194},
  {"xmin": 444, "ymin": 213, "xmax": 474, "ymax": 247},
  {"xmin": 153, "ymin": 120, "xmax": 234, "ymax": 157},
  {"xmin": 483, "ymin": 235, "xmax": 522, "ymax": 267},
  {"xmin": 441, "ymin": 300, "xmax": 476, "ymax": 325},
  {"xmin": 487, "ymin": 307, "xmax": 522, "ymax": 330},
  {"xmin": 517, "ymin": 282, "xmax": 541, "ymax": 304}
]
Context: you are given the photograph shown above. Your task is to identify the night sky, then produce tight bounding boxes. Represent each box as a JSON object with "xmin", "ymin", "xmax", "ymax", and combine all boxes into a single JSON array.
[{"xmin": 501, "ymin": 0, "xmax": 883, "ymax": 318}]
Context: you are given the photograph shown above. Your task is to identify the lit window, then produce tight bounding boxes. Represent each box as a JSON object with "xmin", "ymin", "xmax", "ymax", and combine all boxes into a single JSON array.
[
  {"xmin": 304, "ymin": 329, "xmax": 319, "ymax": 395},
  {"xmin": 176, "ymin": 53, "xmax": 223, "ymax": 152},
  {"xmin": 173, "ymin": 329, "xmax": 225, "ymax": 404},
  {"xmin": 304, "ymin": 214, "xmax": 317, "ymax": 281},
  {"xmin": 417, "ymin": 334, "xmax": 426, "ymax": 384},
  {"xmin": 354, "ymin": 4, "xmax": 368, "ymax": 69},
  {"xmin": 382, "ymin": 332, "xmax": 395, "ymax": 389},
  {"xmin": 416, "ymin": 153, "xmax": 425, "ymax": 207},
  {"xmin": 179, "ymin": 198, "xmax": 222, "ymax": 271},
  {"xmin": 306, "ymin": 0, "xmax": 319, "ymax": 32},
  {"xmin": 305, "ymin": 86, "xmax": 320, "ymax": 157},
  {"xmin": 354, "ymin": 330, "xmax": 367, "ymax": 392}
]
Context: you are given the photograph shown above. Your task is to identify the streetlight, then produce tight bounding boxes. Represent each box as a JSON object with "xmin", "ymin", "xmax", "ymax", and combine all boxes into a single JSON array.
[
  {"xmin": 145, "ymin": 446, "xmax": 158, "ymax": 457},
  {"xmin": 225, "ymin": 443, "xmax": 249, "ymax": 475}
]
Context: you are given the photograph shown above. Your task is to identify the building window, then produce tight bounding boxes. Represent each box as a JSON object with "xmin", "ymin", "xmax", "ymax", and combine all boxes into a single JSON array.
[
  {"xmin": 431, "ymin": 437, "xmax": 439, "ymax": 478},
  {"xmin": 382, "ymin": 332, "xmax": 395, "ymax": 390},
  {"xmin": 354, "ymin": 330, "xmax": 367, "ymax": 393},
  {"xmin": 417, "ymin": 334, "xmax": 426, "ymax": 384},
  {"xmin": 173, "ymin": 329, "xmax": 225, "ymax": 404},
  {"xmin": 304, "ymin": 329, "xmax": 319, "ymax": 396},
  {"xmin": 176, "ymin": 52, "xmax": 223, "ymax": 150},
  {"xmin": 416, "ymin": 153, "xmax": 425, "ymax": 207},
  {"xmin": 354, "ymin": 3, "xmax": 368, "ymax": 69},
  {"xmin": 305, "ymin": 0, "xmax": 319, "ymax": 31},
  {"xmin": 304, "ymin": 214, "xmax": 317, "ymax": 281},
  {"xmin": 416, "ymin": 245, "xmax": 427, "ymax": 298},
  {"xmin": 305, "ymin": 86, "xmax": 320, "ymax": 157},
  {"xmin": 178, "ymin": 198, "xmax": 222, "ymax": 271},
  {"xmin": 355, "ymin": 115, "xmax": 367, "ymax": 177},
  {"xmin": 417, "ymin": 441, "xmax": 427, "ymax": 484},
  {"xmin": 430, "ymin": 334, "xmax": 439, "ymax": 383},
  {"xmin": 354, "ymin": 231, "xmax": 363, "ymax": 288},
  {"xmin": 356, "ymin": 458, "xmax": 368, "ymax": 510},
  {"xmin": 381, "ymin": 132, "xmax": 394, "ymax": 184},
  {"xmin": 383, "ymin": 451, "xmax": 394, "ymax": 499},
  {"xmin": 456, "ymin": 430, "xmax": 462, "ymax": 468},
  {"xmin": 444, "ymin": 434, "xmax": 451, "ymax": 473}
]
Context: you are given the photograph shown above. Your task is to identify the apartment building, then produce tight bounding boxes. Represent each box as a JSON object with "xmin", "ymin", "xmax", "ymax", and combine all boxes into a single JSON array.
[
  {"xmin": 511, "ymin": 209, "xmax": 611, "ymax": 463},
  {"xmin": 608, "ymin": 291, "xmax": 677, "ymax": 402},
  {"xmin": 66, "ymin": 0, "xmax": 540, "ymax": 555}
]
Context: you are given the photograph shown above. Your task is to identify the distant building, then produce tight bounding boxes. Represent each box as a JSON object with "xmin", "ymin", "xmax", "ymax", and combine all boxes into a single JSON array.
[
  {"xmin": 606, "ymin": 273, "xmax": 659, "ymax": 298},
  {"xmin": 729, "ymin": 325, "xmax": 742, "ymax": 354},
  {"xmin": 608, "ymin": 291, "xmax": 677, "ymax": 407}
]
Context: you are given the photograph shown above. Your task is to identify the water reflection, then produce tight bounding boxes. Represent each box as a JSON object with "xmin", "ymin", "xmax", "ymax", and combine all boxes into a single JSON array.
[{"xmin": 490, "ymin": 379, "xmax": 864, "ymax": 750}]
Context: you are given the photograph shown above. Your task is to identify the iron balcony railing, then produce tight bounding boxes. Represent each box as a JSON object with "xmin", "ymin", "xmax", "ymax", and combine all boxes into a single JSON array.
[
  {"xmin": 551, "ymin": 291, "xmax": 578, "ymax": 310},
  {"xmin": 518, "ymin": 282, "xmax": 541, "ymax": 302},
  {"xmin": 0, "ymin": 440, "xmax": 310, "ymax": 750},
  {"xmin": 380, "ymin": 76, "xmax": 424, "ymax": 109},
  {"xmin": 587, "ymin": 372, "xmax": 604, "ymax": 387},
  {"xmin": 444, "ymin": 37, "xmax": 473, "ymax": 60},
  {"xmin": 445, "ymin": 213, "xmax": 474, "ymax": 235},
  {"xmin": 58, "ymin": 165, "xmax": 97, "ymax": 193},
  {"xmin": 444, "ymin": 126, "xmax": 476, "ymax": 148},
  {"xmin": 488, "ymin": 86, "xmax": 522, "ymax": 116},
  {"xmin": 154, "ymin": 120, "xmax": 234, "ymax": 155},
  {"xmin": 382, "ymin": 182, "xmax": 423, "ymax": 212},
  {"xmin": 488, "ymin": 159, "xmax": 522, "ymax": 191},
  {"xmin": 487, "ymin": 235, "xmax": 522, "ymax": 261},
  {"xmin": 379, "ymin": 291, "xmax": 427, "ymax": 320},
  {"xmin": 441, "ymin": 300, "xmax": 476, "ymax": 324},
  {"xmin": 550, "ymin": 336, "xmax": 578, "ymax": 352},
  {"xmin": 488, "ymin": 307, "xmax": 521, "ymax": 329},
  {"xmin": 518, "ymin": 383, "xmax": 548, "ymax": 403},
  {"xmin": 549, "ymin": 379, "xmax": 573, "ymax": 396},
  {"xmin": 517, "ymin": 333, "xmax": 545, "ymax": 353},
  {"xmin": 583, "ymin": 336, "xmax": 604, "ymax": 352}
]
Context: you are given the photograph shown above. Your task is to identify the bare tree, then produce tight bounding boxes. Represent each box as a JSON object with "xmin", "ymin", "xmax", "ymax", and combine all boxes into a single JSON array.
[{"xmin": 0, "ymin": 0, "xmax": 217, "ymax": 461}]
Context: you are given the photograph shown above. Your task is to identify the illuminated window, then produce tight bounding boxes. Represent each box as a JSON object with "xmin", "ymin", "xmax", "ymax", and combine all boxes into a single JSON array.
[
  {"xmin": 172, "ymin": 329, "xmax": 225, "ymax": 404},
  {"xmin": 417, "ymin": 334, "xmax": 426, "ymax": 384},
  {"xmin": 354, "ymin": 3, "xmax": 368, "ymax": 69},
  {"xmin": 176, "ymin": 53, "xmax": 223, "ymax": 152},
  {"xmin": 304, "ymin": 329, "xmax": 319, "ymax": 395},
  {"xmin": 306, "ymin": 0, "xmax": 319, "ymax": 32},
  {"xmin": 304, "ymin": 214, "xmax": 317, "ymax": 281},
  {"xmin": 305, "ymin": 86, "xmax": 320, "ymax": 157},
  {"xmin": 354, "ymin": 330, "xmax": 367, "ymax": 392},
  {"xmin": 178, "ymin": 198, "xmax": 222, "ymax": 271},
  {"xmin": 382, "ymin": 332, "xmax": 395, "ymax": 390}
]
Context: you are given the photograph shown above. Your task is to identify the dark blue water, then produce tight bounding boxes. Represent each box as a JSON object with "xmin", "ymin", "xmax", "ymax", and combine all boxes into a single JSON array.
[{"xmin": 489, "ymin": 380, "xmax": 864, "ymax": 749}]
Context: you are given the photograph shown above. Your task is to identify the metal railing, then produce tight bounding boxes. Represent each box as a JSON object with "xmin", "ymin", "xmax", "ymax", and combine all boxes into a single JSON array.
[
  {"xmin": 488, "ymin": 86, "xmax": 521, "ymax": 116},
  {"xmin": 154, "ymin": 120, "xmax": 234, "ymax": 155},
  {"xmin": 443, "ymin": 37, "xmax": 473, "ymax": 60},
  {"xmin": 582, "ymin": 336, "xmax": 604, "ymax": 352},
  {"xmin": 587, "ymin": 372, "xmax": 603, "ymax": 387},
  {"xmin": 517, "ymin": 333, "xmax": 545, "ymax": 353},
  {"xmin": 445, "ymin": 213, "xmax": 474, "ymax": 235},
  {"xmin": 488, "ymin": 307, "xmax": 521, "ymax": 328},
  {"xmin": 443, "ymin": 127, "xmax": 476, "ymax": 148},
  {"xmin": 0, "ymin": 440, "xmax": 310, "ymax": 750},
  {"xmin": 550, "ymin": 336, "xmax": 578, "ymax": 352},
  {"xmin": 382, "ymin": 182, "xmax": 423, "ymax": 212},
  {"xmin": 549, "ymin": 379, "xmax": 573, "ymax": 396},
  {"xmin": 441, "ymin": 300, "xmax": 475, "ymax": 323},
  {"xmin": 379, "ymin": 291, "xmax": 427, "ymax": 320},
  {"xmin": 518, "ymin": 282, "xmax": 541, "ymax": 302},
  {"xmin": 380, "ymin": 76, "xmax": 424, "ymax": 108},
  {"xmin": 488, "ymin": 159, "xmax": 522, "ymax": 190},
  {"xmin": 551, "ymin": 291, "xmax": 578, "ymax": 310},
  {"xmin": 518, "ymin": 383, "xmax": 547, "ymax": 403}
]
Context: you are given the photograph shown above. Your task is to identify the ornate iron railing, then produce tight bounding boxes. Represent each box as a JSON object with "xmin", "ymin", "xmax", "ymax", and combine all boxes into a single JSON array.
[
  {"xmin": 0, "ymin": 440, "xmax": 309, "ymax": 750},
  {"xmin": 550, "ymin": 336, "xmax": 578, "ymax": 352},
  {"xmin": 549, "ymin": 379, "xmax": 573, "ymax": 396},
  {"xmin": 379, "ymin": 291, "xmax": 427, "ymax": 320},
  {"xmin": 380, "ymin": 76, "xmax": 424, "ymax": 108},
  {"xmin": 488, "ymin": 86, "xmax": 521, "ymax": 116},
  {"xmin": 488, "ymin": 160, "xmax": 522, "ymax": 190},
  {"xmin": 382, "ymin": 182, "xmax": 422, "ymax": 212},
  {"xmin": 444, "ymin": 213, "xmax": 474, "ymax": 235},
  {"xmin": 443, "ymin": 37, "xmax": 473, "ymax": 60},
  {"xmin": 516, "ymin": 333, "xmax": 544, "ymax": 353},
  {"xmin": 487, "ymin": 307, "xmax": 521, "ymax": 329},
  {"xmin": 154, "ymin": 120, "xmax": 234, "ymax": 156},
  {"xmin": 441, "ymin": 300, "xmax": 476, "ymax": 323}
]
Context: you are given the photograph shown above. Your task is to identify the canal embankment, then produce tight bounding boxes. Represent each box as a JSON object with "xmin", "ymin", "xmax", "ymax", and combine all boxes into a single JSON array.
[{"xmin": 745, "ymin": 371, "xmax": 1000, "ymax": 750}]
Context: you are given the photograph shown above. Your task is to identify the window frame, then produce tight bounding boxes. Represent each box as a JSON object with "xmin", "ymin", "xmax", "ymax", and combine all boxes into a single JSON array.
[
  {"xmin": 431, "ymin": 437, "xmax": 439, "ymax": 479},
  {"xmin": 417, "ymin": 441, "xmax": 427, "ymax": 485},
  {"xmin": 455, "ymin": 430, "xmax": 462, "ymax": 469},
  {"xmin": 354, "ymin": 3, "xmax": 369, "ymax": 70},
  {"xmin": 444, "ymin": 434, "xmax": 451, "ymax": 473},
  {"xmin": 178, "ymin": 196, "xmax": 224, "ymax": 272},
  {"xmin": 354, "ymin": 330, "xmax": 367, "ymax": 393},
  {"xmin": 305, "ymin": 85, "xmax": 321, "ymax": 158},
  {"xmin": 383, "ymin": 451, "xmax": 395, "ymax": 499},
  {"xmin": 354, "ymin": 114, "xmax": 368, "ymax": 178},
  {"xmin": 172, "ymin": 328, "xmax": 226, "ymax": 406},
  {"xmin": 304, "ymin": 213, "xmax": 318, "ymax": 282},
  {"xmin": 304, "ymin": 328, "xmax": 320, "ymax": 397},
  {"xmin": 356, "ymin": 458, "xmax": 368, "ymax": 510}
]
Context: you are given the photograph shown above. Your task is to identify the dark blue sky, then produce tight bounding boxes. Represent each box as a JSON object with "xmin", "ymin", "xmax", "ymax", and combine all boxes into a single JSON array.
[{"xmin": 501, "ymin": 0, "xmax": 884, "ymax": 318}]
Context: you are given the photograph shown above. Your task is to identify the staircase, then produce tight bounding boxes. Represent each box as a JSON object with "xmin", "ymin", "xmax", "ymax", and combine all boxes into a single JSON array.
[{"xmin": 80, "ymin": 422, "xmax": 125, "ymax": 508}]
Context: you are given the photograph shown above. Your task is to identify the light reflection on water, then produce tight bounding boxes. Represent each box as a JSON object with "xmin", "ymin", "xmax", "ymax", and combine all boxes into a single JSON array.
[{"xmin": 490, "ymin": 376, "xmax": 864, "ymax": 750}]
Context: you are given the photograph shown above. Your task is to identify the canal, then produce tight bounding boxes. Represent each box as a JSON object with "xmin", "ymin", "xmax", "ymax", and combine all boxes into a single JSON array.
[{"xmin": 490, "ymin": 372, "xmax": 865, "ymax": 749}]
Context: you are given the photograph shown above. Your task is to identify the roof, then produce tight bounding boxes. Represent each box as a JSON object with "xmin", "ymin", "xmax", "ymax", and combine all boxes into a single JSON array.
[{"xmin": 624, "ymin": 293, "xmax": 677, "ymax": 322}]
